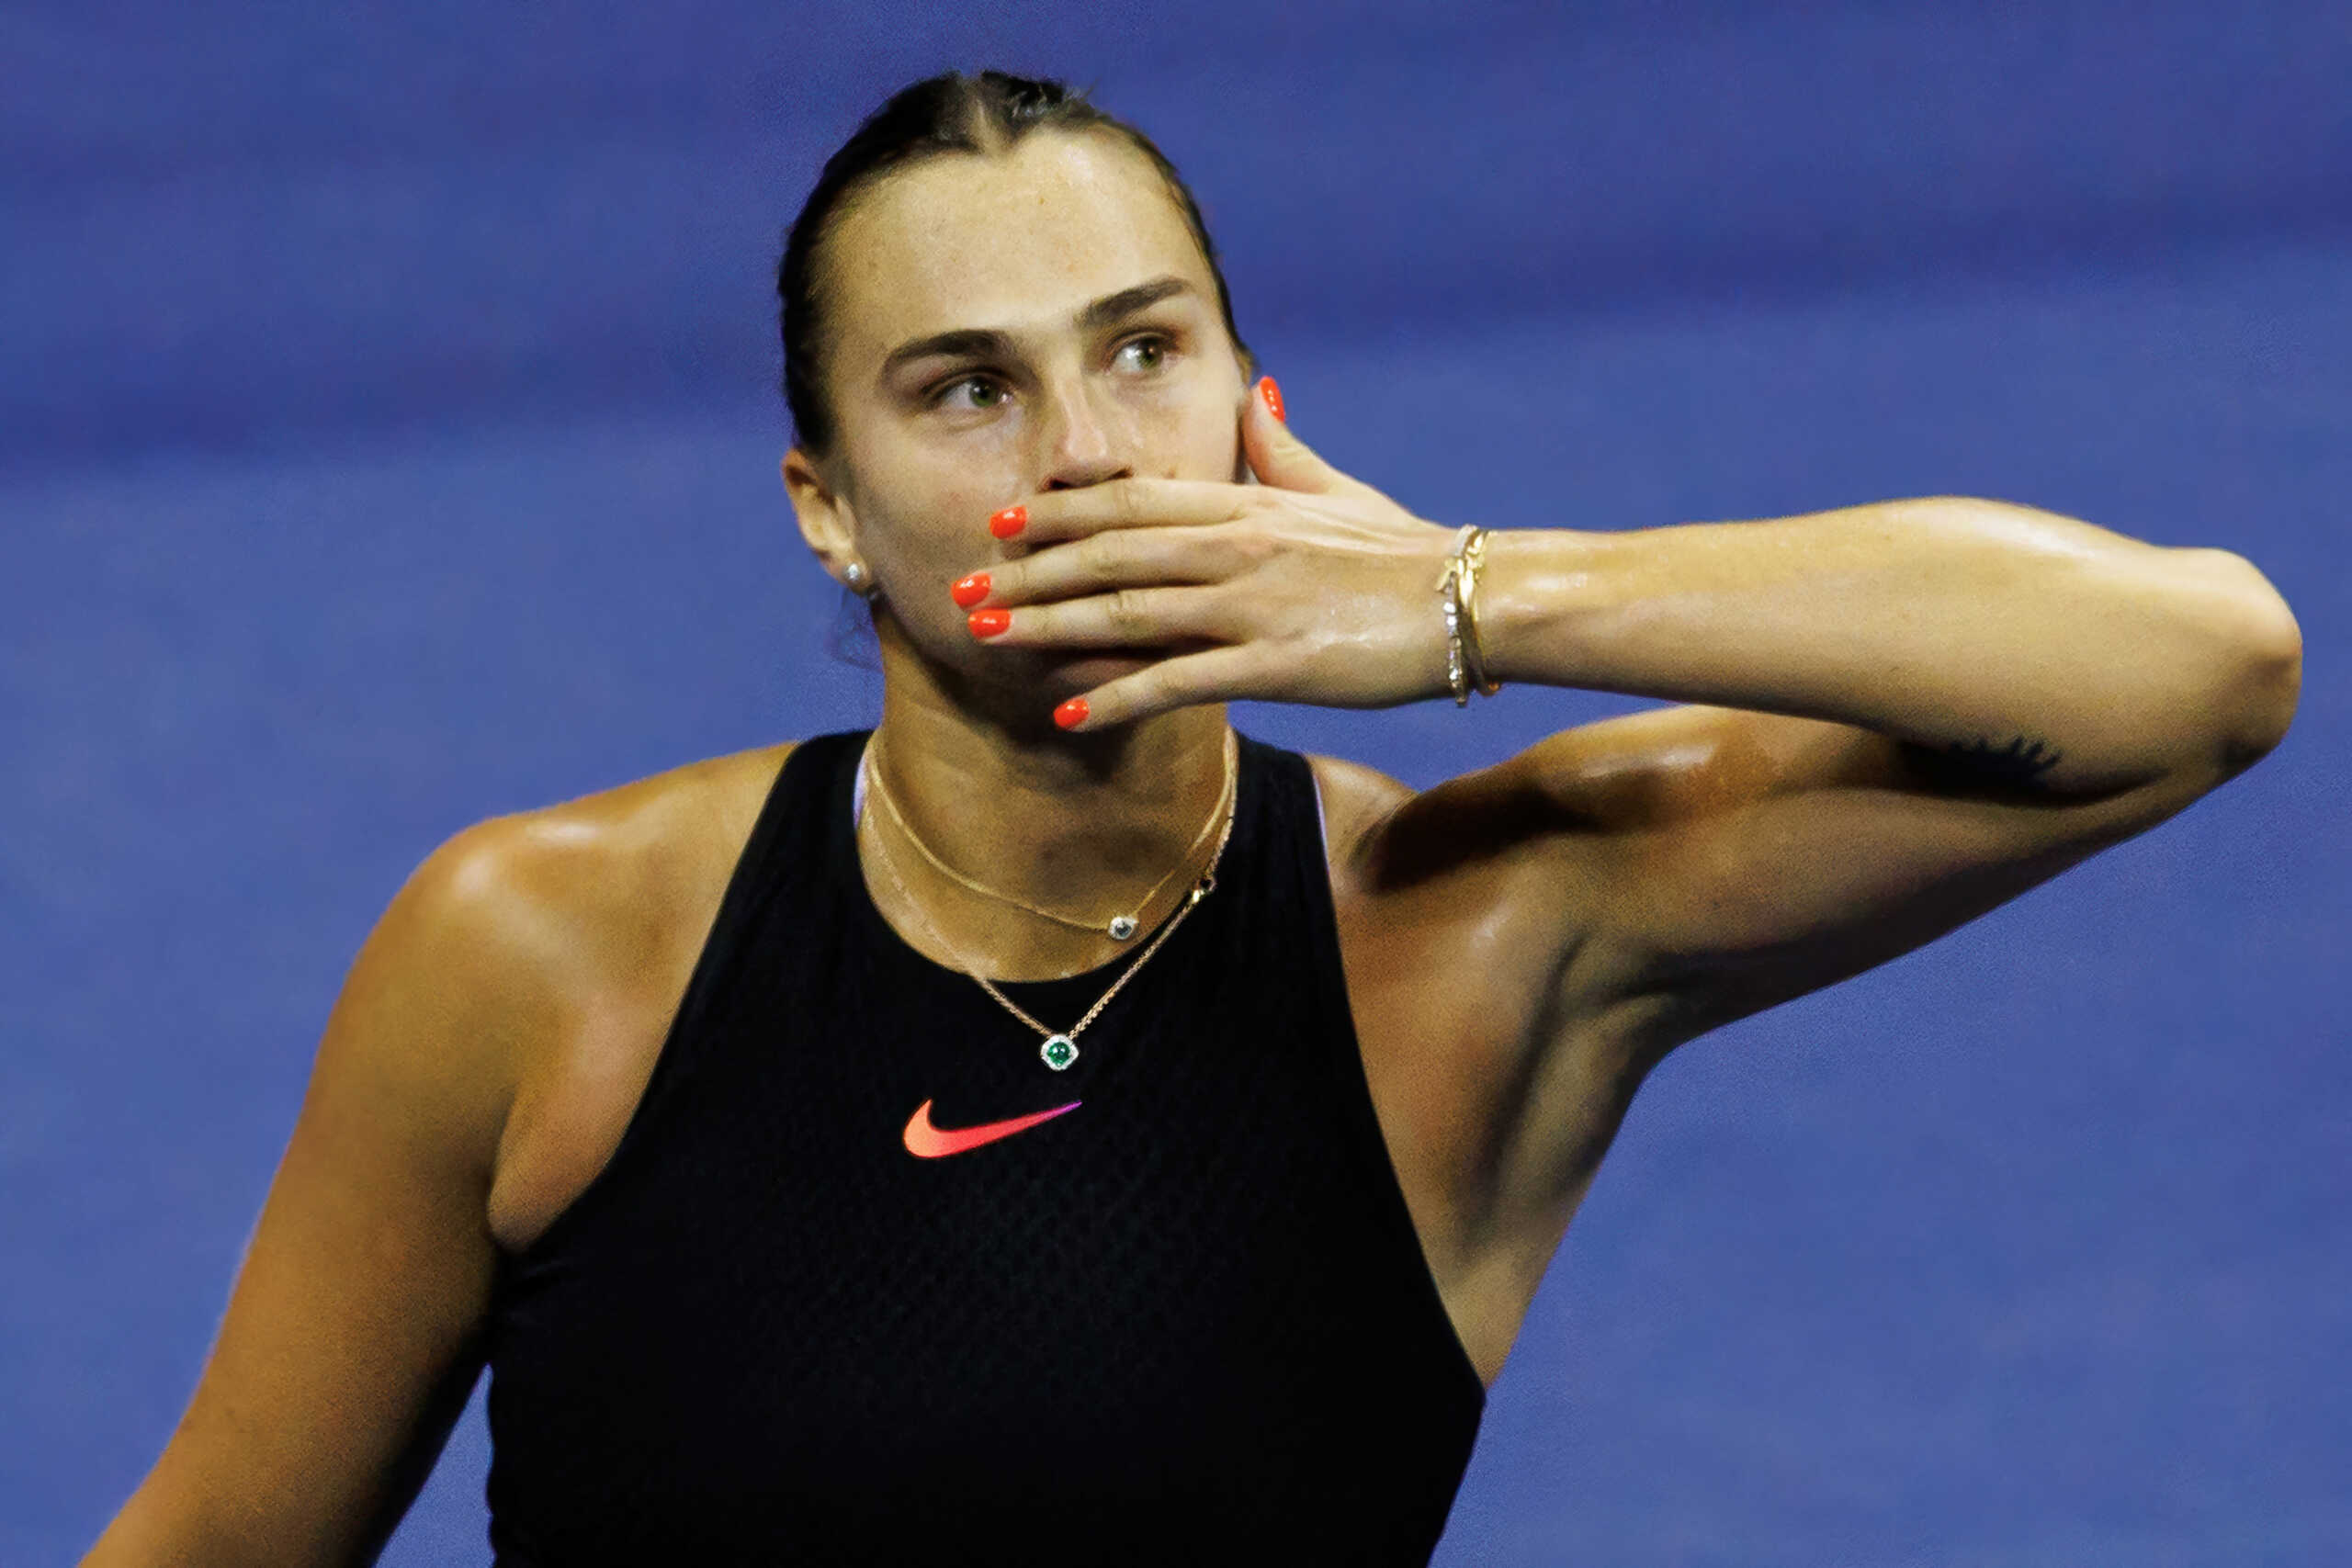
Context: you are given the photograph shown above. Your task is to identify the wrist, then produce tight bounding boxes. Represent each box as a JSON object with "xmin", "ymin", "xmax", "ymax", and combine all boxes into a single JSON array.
[{"xmin": 1474, "ymin": 528, "xmax": 1615, "ymax": 689}]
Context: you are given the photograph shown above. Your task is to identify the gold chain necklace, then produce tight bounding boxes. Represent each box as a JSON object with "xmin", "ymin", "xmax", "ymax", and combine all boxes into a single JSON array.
[
  {"xmin": 858, "ymin": 728, "xmax": 1238, "ymax": 1072},
  {"xmin": 865, "ymin": 728, "xmax": 1233, "ymax": 942}
]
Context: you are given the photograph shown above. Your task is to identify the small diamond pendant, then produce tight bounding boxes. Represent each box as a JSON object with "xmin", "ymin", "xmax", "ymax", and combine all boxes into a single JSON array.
[
  {"xmin": 1106, "ymin": 915, "xmax": 1138, "ymax": 941},
  {"xmin": 1040, "ymin": 1034, "xmax": 1079, "ymax": 1071}
]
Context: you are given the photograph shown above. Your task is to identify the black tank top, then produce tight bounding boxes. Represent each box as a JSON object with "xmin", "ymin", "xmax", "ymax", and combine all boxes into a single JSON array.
[{"xmin": 482, "ymin": 730, "xmax": 1486, "ymax": 1564}]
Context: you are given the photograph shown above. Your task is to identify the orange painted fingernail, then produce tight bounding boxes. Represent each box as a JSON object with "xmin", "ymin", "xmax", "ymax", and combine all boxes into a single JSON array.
[
  {"xmin": 967, "ymin": 608, "xmax": 1010, "ymax": 638},
  {"xmin": 989, "ymin": 505, "xmax": 1027, "ymax": 539},
  {"xmin": 1258, "ymin": 376, "xmax": 1285, "ymax": 424},
  {"xmin": 1054, "ymin": 696, "xmax": 1090, "ymax": 729},
  {"xmin": 950, "ymin": 572, "xmax": 991, "ymax": 608}
]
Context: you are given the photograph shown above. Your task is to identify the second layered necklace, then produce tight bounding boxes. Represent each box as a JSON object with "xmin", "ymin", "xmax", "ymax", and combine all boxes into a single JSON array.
[{"xmin": 860, "ymin": 728, "xmax": 1238, "ymax": 1072}]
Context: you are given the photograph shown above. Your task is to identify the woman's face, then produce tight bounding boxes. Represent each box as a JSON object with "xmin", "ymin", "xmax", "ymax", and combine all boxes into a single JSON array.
[{"xmin": 789, "ymin": 129, "xmax": 1251, "ymax": 706}]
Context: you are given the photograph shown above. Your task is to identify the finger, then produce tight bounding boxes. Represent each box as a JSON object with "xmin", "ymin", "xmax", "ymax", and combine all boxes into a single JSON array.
[
  {"xmin": 1054, "ymin": 645, "xmax": 1265, "ymax": 731},
  {"xmin": 990, "ymin": 477, "xmax": 1249, "ymax": 546},
  {"xmin": 968, "ymin": 584, "xmax": 1232, "ymax": 650},
  {"xmin": 969, "ymin": 526, "xmax": 1238, "ymax": 610},
  {"xmin": 1242, "ymin": 375, "xmax": 1362, "ymax": 498}
]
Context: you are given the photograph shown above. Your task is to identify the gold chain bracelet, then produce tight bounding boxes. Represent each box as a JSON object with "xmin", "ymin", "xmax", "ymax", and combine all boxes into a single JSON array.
[{"xmin": 1436, "ymin": 525, "xmax": 1503, "ymax": 705}]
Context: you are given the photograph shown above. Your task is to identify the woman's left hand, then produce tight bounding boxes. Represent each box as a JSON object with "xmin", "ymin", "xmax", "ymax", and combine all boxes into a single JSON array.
[{"xmin": 960, "ymin": 380, "xmax": 1467, "ymax": 730}]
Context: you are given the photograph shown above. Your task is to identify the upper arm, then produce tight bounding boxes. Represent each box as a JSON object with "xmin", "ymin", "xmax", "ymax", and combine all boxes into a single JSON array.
[
  {"xmin": 1498, "ymin": 698, "xmax": 2275, "ymax": 1037},
  {"xmin": 86, "ymin": 824, "xmax": 558, "ymax": 1567}
]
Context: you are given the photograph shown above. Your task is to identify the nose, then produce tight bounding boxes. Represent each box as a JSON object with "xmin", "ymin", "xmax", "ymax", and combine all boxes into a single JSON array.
[{"xmin": 1035, "ymin": 375, "xmax": 1132, "ymax": 491}]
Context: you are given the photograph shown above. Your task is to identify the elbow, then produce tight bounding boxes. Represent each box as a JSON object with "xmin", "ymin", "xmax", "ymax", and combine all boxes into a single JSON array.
[
  {"xmin": 2199, "ymin": 550, "xmax": 2302, "ymax": 773},
  {"xmin": 2222, "ymin": 636, "xmax": 2300, "ymax": 774}
]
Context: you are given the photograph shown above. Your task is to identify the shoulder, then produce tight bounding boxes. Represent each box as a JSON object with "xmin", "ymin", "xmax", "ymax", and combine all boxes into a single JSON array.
[
  {"xmin": 365, "ymin": 742, "xmax": 800, "ymax": 1110},
  {"xmin": 376, "ymin": 742, "xmax": 802, "ymax": 1247},
  {"xmin": 1300, "ymin": 746, "xmax": 1577, "ymax": 903},
  {"xmin": 1298, "ymin": 741, "xmax": 1637, "ymax": 1021},
  {"xmin": 411, "ymin": 742, "xmax": 797, "ymax": 961},
  {"xmin": 1301, "ymin": 750, "xmax": 1413, "ymax": 882}
]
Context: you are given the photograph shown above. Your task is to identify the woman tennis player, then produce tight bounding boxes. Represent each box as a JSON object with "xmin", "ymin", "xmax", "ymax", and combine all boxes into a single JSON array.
[{"xmin": 87, "ymin": 70, "xmax": 2301, "ymax": 1566}]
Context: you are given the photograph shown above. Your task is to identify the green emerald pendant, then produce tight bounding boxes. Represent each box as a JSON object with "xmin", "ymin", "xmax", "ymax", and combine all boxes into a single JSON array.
[{"xmin": 1040, "ymin": 1034, "xmax": 1079, "ymax": 1071}]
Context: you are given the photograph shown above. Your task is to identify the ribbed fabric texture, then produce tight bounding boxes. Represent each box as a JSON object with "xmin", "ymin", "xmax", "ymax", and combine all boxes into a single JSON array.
[{"xmin": 482, "ymin": 730, "xmax": 1486, "ymax": 1565}]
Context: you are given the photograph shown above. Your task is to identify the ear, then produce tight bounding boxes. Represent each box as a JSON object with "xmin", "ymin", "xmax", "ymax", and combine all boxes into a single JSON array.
[{"xmin": 782, "ymin": 447, "xmax": 864, "ymax": 589}]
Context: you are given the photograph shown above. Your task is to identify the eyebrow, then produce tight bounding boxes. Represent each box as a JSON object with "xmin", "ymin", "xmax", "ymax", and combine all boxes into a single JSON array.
[
  {"xmin": 878, "ymin": 275, "xmax": 1198, "ymax": 378},
  {"xmin": 1077, "ymin": 274, "xmax": 1193, "ymax": 331}
]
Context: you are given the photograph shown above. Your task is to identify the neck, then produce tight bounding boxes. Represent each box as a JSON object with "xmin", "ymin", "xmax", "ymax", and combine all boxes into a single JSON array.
[{"xmin": 859, "ymin": 628, "xmax": 1233, "ymax": 982}]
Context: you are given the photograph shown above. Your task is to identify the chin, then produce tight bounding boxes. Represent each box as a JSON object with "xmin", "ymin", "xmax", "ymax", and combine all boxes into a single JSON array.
[
  {"xmin": 949, "ymin": 645, "xmax": 1202, "ymax": 726},
  {"xmin": 970, "ymin": 649, "xmax": 1163, "ymax": 723}
]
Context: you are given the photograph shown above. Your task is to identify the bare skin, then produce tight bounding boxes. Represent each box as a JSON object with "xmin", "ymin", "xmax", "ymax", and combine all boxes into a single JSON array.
[{"xmin": 86, "ymin": 128, "xmax": 2303, "ymax": 1565}]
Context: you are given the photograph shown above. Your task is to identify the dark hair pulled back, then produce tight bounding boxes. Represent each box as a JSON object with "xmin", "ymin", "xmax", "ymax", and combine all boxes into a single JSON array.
[{"xmin": 776, "ymin": 70, "xmax": 1250, "ymax": 456}]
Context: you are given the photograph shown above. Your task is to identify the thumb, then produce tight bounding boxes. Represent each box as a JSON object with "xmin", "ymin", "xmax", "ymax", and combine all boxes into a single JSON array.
[{"xmin": 1243, "ymin": 376, "xmax": 1352, "ymax": 495}]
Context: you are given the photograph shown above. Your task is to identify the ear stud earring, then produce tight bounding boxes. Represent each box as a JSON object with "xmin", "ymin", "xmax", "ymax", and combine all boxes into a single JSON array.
[{"xmin": 843, "ymin": 561, "xmax": 876, "ymax": 598}]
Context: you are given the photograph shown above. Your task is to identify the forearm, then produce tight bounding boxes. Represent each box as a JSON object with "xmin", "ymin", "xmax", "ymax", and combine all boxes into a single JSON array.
[{"xmin": 1477, "ymin": 497, "xmax": 2302, "ymax": 791}]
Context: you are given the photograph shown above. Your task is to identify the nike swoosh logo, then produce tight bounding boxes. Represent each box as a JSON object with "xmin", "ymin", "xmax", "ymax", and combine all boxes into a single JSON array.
[{"xmin": 902, "ymin": 1097, "xmax": 1082, "ymax": 1158}]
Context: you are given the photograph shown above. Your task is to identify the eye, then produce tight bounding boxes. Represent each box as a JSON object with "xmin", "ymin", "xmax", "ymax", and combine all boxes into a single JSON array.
[
  {"xmin": 933, "ymin": 374, "xmax": 1010, "ymax": 412},
  {"xmin": 1112, "ymin": 335, "xmax": 1171, "ymax": 375}
]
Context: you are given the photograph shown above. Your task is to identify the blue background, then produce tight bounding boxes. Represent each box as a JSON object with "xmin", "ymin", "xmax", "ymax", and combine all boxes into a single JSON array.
[{"xmin": 6, "ymin": 2, "xmax": 2346, "ymax": 1562}]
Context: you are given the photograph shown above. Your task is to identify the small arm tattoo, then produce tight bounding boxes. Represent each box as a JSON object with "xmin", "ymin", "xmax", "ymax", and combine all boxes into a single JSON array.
[{"xmin": 1899, "ymin": 733, "xmax": 2065, "ymax": 791}]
